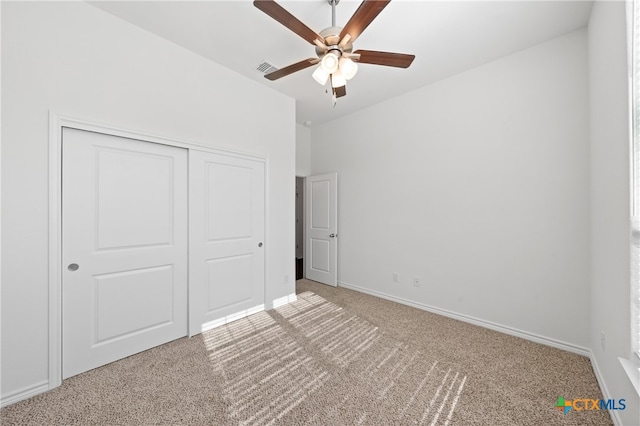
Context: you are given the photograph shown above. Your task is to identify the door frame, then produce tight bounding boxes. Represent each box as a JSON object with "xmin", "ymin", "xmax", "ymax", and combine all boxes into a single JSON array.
[
  {"xmin": 48, "ymin": 112, "xmax": 267, "ymax": 389},
  {"xmin": 295, "ymin": 176, "xmax": 306, "ymax": 279}
]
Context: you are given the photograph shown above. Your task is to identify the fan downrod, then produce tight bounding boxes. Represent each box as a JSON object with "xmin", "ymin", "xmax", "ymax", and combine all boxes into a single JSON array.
[
  {"xmin": 315, "ymin": 0, "xmax": 352, "ymax": 60},
  {"xmin": 328, "ymin": 0, "xmax": 340, "ymax": 26}
]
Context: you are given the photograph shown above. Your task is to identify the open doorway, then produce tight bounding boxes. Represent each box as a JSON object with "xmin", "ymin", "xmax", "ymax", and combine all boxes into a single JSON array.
[{"xmin": 295, "ymin": 177, "xmax": 304, "ymax": 280}]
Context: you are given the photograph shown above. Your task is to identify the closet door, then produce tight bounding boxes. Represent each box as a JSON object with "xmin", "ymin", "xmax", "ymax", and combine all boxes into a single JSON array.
[
  {"xmin": 189, "ymin": 150, "xmax": 265, "ymax": 334},
  {"xmin": 62, "ymin": 128, "xmax": 188, "ymax": 378}
]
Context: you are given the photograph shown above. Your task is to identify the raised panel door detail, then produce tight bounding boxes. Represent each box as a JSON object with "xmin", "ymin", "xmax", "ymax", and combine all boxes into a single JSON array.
[
  {"xmin": 310, "ymin": 180, "xmax": 330, "ymax": 230},
  {"xmin": 206, "ymin": 255, "xmax": 253, "ymax": 312},
  {"xmin": 96, "ymin": 147, "xmax": 174, "ymax": 250},
  {"xmin": 206, "ymin": 162, "xmax": 252, "ymax": 241},
  {"xmin": 94, "ymin": 265, "xmax": 174, "ymax": 344},
  {"xmin": 310, "ymin": 239, "xmax": 330, "ymax": 273}
]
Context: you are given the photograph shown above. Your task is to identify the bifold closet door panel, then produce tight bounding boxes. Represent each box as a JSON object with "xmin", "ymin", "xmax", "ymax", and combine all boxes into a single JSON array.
[
  {"xmin": 189, "ymin": 150, "xmax": 265, "ymax": 335},
  {"xmin": 62, "ymin": 127, "xmax": 188, "ymax": 379}
]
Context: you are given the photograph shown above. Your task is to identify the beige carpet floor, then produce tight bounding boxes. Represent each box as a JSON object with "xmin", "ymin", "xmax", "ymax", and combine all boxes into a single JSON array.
[{"xmin": 1, "ymin": 279, "xmax": 612, "ymax": 425}]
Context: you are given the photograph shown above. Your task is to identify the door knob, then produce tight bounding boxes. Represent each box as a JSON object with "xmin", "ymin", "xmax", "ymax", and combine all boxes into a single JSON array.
[
  {"xmin": 258, "ymin": 242, "xmax": 263, "ymax": 247},
  {"xmin": 329, "ymin": 234, "xmax": 336, "ymax": 238},
  {"xmin": 68, "ymin": 263, "xmax": 79, "ymax": 272}
]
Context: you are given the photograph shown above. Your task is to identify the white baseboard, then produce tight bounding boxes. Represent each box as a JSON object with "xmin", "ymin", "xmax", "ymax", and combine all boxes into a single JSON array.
[
  {"xmin": 1, "ymin": 380, "xmax": 50, "ymax": 408},
  {"xmin": 268, "ymin": 293, "xmax": 297, "ymax": 309},
  {"xmin": 199, "ymin": 304, "xmax": 265, "ymax": 333},
  {"xmin": 338, "ymin": 280, "xmax": 590, "ymax": 357},
  {"xmin": 590, "ymin": 351, "xmax": 623, "ymax": 426}
]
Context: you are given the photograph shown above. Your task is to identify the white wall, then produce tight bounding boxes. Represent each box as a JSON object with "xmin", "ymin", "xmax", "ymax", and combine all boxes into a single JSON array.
[
  {"xmin": 589, "ymin": 2, "xmax": 638, "ymax": 424},
  {"xmin": 296, "ymin": 124, "xmax": 311, "ymax": 177},
  {"xmin": 1, "ymin": 2, "xmax": 295, "ymax": 402},
  {"xmin": 312, "ymin": 29, "xmax": 590, "ymax": 350}
]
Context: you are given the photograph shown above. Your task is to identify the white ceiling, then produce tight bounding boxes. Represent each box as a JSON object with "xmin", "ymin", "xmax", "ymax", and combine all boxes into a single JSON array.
[{"xmin": 90, "ymin": 0, "xmax": 593, "ymax": 127}]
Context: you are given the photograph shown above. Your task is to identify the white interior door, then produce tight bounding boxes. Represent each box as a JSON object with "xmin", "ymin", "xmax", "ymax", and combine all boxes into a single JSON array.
[
  {"xmin": 62, "ymin": 128, "xmax": 188, "ymax": 379},
  {"xmin": 305, "ymin": 173, "xmax": 338, "ymax": 286},
  {"xmin": 189, "ymin": 150, "xmax": 265, "ymax": 334}
]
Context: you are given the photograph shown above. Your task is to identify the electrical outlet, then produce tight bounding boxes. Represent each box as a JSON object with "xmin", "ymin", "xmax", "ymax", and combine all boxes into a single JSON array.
[
  {"xmin": 392, "ymin": 272, "xmax": 399, "ymax": 283},
  {"xmin": 413, "ymin": 277, "xmax": 421, "ymax": 287},
  {"xmin": 601, "ymin": 331, "xmax": 606, "ymax": 352}
]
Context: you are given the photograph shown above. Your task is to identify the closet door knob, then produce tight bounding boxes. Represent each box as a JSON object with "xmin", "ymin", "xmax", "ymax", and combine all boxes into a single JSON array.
[
  {"xmin": 68, "ymin": 263, "xmax": 79, "ymax": 272},
  {"xmin": 258, "ymin": 242, "xmax": 263, "ymax": 247}
]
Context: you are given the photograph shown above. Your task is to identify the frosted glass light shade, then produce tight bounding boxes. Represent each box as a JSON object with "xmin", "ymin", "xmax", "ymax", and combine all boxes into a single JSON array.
[
  {"xmin": 339, "ymin": 57, "xmax": 358, "ymax": 80},
  {"xmin": 331, "ymin": 69, "xmax": 346, "ymax": 88},
  {"xmin": 312, "ymin": 66, "xmax": 329, "ymax": 85},
  {"xmin": 321, "ymin": 52, "xmax": 340, "ymax": 73}
]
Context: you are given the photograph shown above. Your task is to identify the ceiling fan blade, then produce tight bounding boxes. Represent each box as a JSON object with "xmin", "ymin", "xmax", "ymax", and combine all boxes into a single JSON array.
[
  {"xmin": 334, "ymin": 85, "xmax": 347, "ymax": 98},
  {"xmin": 353, "ymin": 50, "xmax": 415, "ymax": 68},
  {"xmin": 339, "ymin": 0, "xmax": 390, "ymax": 44},
  {"xmin": 254, "ymin": 0, "xmax": 325, "ymax": 45},
  {"xmin": 264, "ymin": 58, "xmax": 319, "ymax": 81}
]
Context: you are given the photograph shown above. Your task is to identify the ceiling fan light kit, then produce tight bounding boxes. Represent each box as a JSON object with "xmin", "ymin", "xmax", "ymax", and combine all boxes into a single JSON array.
[
  {"xmin": 312, "ymin": 66, "xmax": 330, "ymax": 85},
  {"xmin": 339, "ymin": 57, "xmax": 358, "ymax": 80},
  {"xmin": 321, "ymin": 51, "xmax": 340, "ymax": 74},
  {"xmin": 253, "ymin": 0, "xmax": 415, "ymax": 103},
  {"xmin": 331, "ymin": 69, "xmax": 346, "ymax": 88}
]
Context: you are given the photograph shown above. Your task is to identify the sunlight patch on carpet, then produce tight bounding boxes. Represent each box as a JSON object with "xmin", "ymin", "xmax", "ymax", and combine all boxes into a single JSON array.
[
  {"xmin": 286, "ymin": 291, "xmax": 381, "ymax": 367},
  {"xmin": 204, "ymin": 312, "xmax": 330, "ymax": 425},
  {"xmin": 203, "ymin": 291, "xmax": 467, "ymax": 425}
]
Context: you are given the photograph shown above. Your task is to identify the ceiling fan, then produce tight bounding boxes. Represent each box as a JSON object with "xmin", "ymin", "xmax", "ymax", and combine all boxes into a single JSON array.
[{"xmin": 253, "ymin": 0, "xmax": 415, "ymax": 100}]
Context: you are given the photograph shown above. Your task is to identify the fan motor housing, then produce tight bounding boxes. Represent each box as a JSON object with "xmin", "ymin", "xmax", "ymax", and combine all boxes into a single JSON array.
[{"xmin": 315, "ymin": 26, "xmax": 353, "ymax": 59}]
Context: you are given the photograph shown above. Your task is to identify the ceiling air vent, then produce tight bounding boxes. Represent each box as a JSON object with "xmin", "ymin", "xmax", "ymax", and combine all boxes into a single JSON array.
[{"xmin": 257, "ymin": 61, "xmax": 278, "ymax": 75}]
